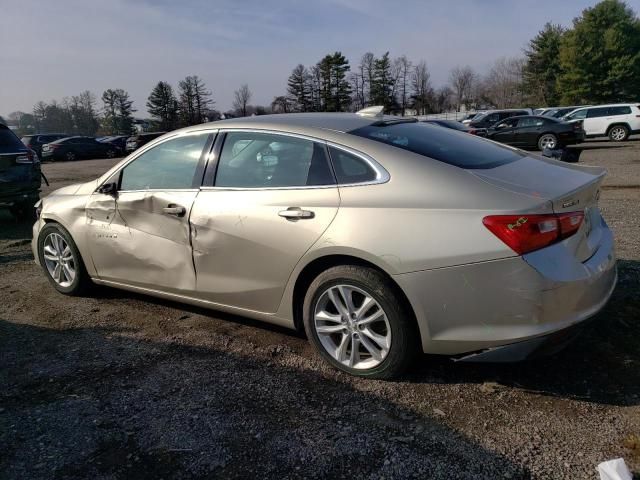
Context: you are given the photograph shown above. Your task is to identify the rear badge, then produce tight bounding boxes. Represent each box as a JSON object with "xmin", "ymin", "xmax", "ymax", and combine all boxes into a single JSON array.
[{"xmin": 562, "ymin": 199, "xmax": 579, "ymax": 208}]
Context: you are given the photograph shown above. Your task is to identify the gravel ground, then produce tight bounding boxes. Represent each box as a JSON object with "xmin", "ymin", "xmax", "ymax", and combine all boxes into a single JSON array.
[{"xmin": 1, "ymin": 140, "xmax": 639, "ymax": 479}]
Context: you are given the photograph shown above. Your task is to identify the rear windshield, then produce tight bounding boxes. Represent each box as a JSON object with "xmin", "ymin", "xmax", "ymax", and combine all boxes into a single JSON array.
[
  {"xmin": 1, "ymin": 128, "xmax": 26, "ymax": 149},
  {"xmin": 348, "ymin": 122, "xmax": 524, "ymax": 169}
]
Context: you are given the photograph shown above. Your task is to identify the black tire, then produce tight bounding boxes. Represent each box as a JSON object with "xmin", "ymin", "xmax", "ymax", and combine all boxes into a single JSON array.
[
  {"xmin": 537, "ymin": 133, "xmax": 558, "ymax": 151},
  {"xmin": 106, "ymin": 149, "xmax": 116, "ymax": 158},
  {"xmin": 65, "ymin": 151, "xmax": 77, "ymax": 161},
  {"xmin": 303, "ymin": 265, "xmax": 419, "ymax": 379},
  {"xmin": 608, "ymin": 125, "xmax": 629, "ymax": 142},
  {"xmin": 37, "ymin": 223, "xmax": 92, "ymax": 295}
]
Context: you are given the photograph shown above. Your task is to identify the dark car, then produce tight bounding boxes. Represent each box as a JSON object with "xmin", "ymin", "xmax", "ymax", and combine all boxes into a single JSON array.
[
  {"xmin": 421, "ymin": 119, "xmax": 471, "ymax": 132},
  {"xmin": 0, "ymin": 124, "xmax": 41, "ymax": 219},
  {"xmin": 543, "ymin": 106, "xmax": 589, "ymax": 119},
  {"xmin": 125, "ymin": 132, "xmax": 166, "ymax": 152},
  {"xmin": 98, "ymin": 135, "xmax": 128, "ymax": 153},
  {"xmin": 21, "ymin": 133, "xmax": 69, "ymax": 160},
  {"xmin": 41, "ymin": 136, "xmax": 119, "ymax": 161},
  {"xmin": 485, "ymin": 115, "xmax": 584, "ymax": 151},
  {"xmin": 468, "ymin": 109, "xmax": 532, "ymax": 130}
]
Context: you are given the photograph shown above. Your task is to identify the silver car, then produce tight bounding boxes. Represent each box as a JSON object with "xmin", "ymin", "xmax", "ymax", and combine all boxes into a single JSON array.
[{"xmin": 32, "ymin": 112, "xmax": 617, "ymax": 378}]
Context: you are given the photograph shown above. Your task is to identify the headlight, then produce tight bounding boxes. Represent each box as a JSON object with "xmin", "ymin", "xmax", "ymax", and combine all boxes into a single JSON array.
[{"xmin": 35, "ymin": 200, "xmax": 42, "ymax": 219}]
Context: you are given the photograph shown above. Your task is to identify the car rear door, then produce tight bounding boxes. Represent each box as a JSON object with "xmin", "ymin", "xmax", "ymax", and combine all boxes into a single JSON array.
[
  {"xmin": 515, "ymin": 117, "xmax": 545, "ymax": 147},
  {"xmin": 190, "ymin": 130, "xmax": 340, "ymax": 313},
  {"xmin": 85, "ymin": 131, "xmax": 213, "ymax": 294}
]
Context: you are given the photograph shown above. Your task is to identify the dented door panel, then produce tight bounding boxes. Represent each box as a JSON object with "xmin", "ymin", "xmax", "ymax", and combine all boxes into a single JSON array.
[
  {"xmin": 86, "ymin": 190, "xmax": 198, "ymax": 293},
  {"xmin": 190, "ymin": 188, "xmax": 340, "ymax": 313}
]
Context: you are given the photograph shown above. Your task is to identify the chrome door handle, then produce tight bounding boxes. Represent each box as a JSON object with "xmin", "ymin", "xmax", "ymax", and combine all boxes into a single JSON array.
[
  {"xmin": 163, "ymin": 204, "xmax": 186, "ymax": 217},
  {"xmin": 278, "ymin": 207, "xmax": 315, "ymax": 220}
]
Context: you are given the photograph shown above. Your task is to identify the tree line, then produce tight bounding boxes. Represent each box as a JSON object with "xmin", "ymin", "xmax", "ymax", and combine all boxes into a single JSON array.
[{"xmin": 4, "ymin": 0, "xmax": 639, "ymax": 136}]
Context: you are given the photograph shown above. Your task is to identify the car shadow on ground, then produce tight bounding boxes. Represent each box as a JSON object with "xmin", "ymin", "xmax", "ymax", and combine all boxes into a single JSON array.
[
  {"xmin": 0, "ymin": 319, "xmax": 528, "ymax": 479},
  {"xmin": 85, "ymin": 258, "xmax": 640, "ymax": 408}
]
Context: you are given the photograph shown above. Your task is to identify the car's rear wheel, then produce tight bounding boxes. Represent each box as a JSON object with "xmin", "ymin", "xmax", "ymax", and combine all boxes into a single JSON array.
[
  {"xmin": 65, "ymin": 151, "xmax": 77, "ymax": 161},
  {"xmin": 608, "ymin": 125, "xmax": 629, "ymax": 142},
  {"xmin": 38, "ymin": 223, "xmax": 91, "ymax": 295},
  {"xmin": 303, "ymin": 265, "xmax": 418, "ymax": 379},
  {"xmin": 538, "ymin": 133, "xmax": 557, "ymax": 151},
  {"xmin": 106, "ymin": 149, "xmax": 116, "ymax": 158}
]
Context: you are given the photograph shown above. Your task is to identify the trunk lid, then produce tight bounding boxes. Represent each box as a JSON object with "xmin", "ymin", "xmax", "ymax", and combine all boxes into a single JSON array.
[{"xmin": 470, "ymin": 155, "xmax": 606, "ymax": 262}]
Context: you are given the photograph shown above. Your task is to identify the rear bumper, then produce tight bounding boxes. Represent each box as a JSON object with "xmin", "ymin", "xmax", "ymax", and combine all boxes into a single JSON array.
[{"xmin": 394, "ymin": 219, "xmax": 617, "ymax": 358}]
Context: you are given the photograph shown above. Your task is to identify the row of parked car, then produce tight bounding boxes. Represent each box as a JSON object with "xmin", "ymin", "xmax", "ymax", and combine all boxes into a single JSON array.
[
  {"xmin": 437, "ymin": 103, "xmax": 640, "ymax": 151},
  {"xmin": 20, "ymin": 131, "xmax": 167, "ymax": 162}
]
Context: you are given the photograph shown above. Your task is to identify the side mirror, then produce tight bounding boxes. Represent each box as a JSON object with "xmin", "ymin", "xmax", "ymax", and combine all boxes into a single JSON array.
[{"xmin": 97, "ymin": 182, "xmax": 118, "ymax": 197}]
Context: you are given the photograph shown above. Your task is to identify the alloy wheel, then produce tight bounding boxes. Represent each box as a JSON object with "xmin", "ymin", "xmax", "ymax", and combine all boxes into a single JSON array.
[
  {"xmin": 539, "ymin": 134, "xmax": 557, "ymax": 150},
  {"xmin": 313, "ymin": 284, "xmax": 391, "ymax": 370},
  {"xmin": 66, "ymin": 152, "xmax": 76, "ymax": 161},
  {"xmin": 610, "ymin": 127, "xmax": 626, "ymax": 141},
  {"xmin": 42, "ymin": 233, "xmax": 76, "ymax": 288}
]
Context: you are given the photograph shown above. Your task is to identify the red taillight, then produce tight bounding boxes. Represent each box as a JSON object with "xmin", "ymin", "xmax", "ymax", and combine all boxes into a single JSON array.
[
  {"xmin": 15, "ymin": 150, "xmax": 36, "ymax": 164},
  {"xmin": 483, "ymin": 211, "xmax": 584, "ymax": 255}
]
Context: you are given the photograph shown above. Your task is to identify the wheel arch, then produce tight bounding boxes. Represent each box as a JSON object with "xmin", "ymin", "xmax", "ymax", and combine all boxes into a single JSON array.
[{"xmin": 291, "ymin": 253, "xmax": 420, "ymax": 337}]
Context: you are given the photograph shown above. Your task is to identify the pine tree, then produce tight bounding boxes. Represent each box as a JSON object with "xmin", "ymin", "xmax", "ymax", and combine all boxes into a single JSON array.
[
  {"xmin": 370, "ymin": 52, "xmax": 394, "ymax": 110},
  {"xmin": 523, "ymin": 23, "xmax": 564, "ymax": 106},
  {"xmin": 178, "ymin": 75, "xmax": 213, "ymax": 126},
  {"xmin": 558, "ymin": 0, "xmax": 640, "ymax": 103},
  {"xmin": 147, "ymin": 81, "xmax": 178, "ymax": 131},
  {"xmin": 287, "ymin": 64, "xmax": 312, "ymax": 112}
]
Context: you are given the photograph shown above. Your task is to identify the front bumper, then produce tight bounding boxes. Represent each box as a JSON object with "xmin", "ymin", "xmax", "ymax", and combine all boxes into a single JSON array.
[{"xmin": 394, "ymin": 220, "xmax": 617, "ymax": 358}]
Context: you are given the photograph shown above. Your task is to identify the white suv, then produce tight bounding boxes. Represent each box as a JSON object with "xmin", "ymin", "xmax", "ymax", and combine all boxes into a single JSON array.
[{"xmin": 563, "ymin": 104, "xmax": 640, "ymax": 141}]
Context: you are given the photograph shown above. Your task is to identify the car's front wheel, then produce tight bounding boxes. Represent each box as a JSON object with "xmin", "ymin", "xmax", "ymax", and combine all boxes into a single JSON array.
[
  {"xmin": 65, "ymin": 151, "xmax": 77, "ymax": 161},
  {"xmin": 106, "ymin": 149, "xmax": 116, "ymax": 158},
  {"xmin": 608, "ymin": 125, "xmax": 629, "ymax": 142},
  {"xmin": 38, "ymin": 223, "xmax": 91, "ymax": 295},
  {"xmin": 303, "ymin": 265, "xmax": 418, "ymax": 379}
]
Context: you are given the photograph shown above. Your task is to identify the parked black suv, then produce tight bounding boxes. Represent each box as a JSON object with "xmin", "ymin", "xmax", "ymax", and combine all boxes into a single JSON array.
[
  {"xmin": 41, "ymin": 136, "xmax": 119, "ymax": 161},
  {"xmin": 1, "ymin": 124, "xmax": 41, "ymax": 219},
  {"xmin": 125, "ymin": 132, "xmax": 166, "ymax": 152},
  {"xmin": 21, "ymin": 133, "xmax": 69, "ymax": 160}
]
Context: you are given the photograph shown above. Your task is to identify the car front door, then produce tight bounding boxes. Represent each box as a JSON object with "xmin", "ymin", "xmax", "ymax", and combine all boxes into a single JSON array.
[
  {"xmin": 584, "ymin": 107, "xmax": 609, "ymax": 135},
  {"xmin": 190, "ymin": 130, "xmax": 340, "ymax": 313},
  {"xmin": 85, "ymin": 131, "xmax": 213, "ymax": 294},
  {"xmin": 490, "ymin": 118, "xmax": 519, "ymax": 145}
]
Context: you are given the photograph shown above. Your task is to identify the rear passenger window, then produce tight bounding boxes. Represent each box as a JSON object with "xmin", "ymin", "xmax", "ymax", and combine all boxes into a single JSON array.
[
  {"xmin": 215, "ymin": 132, "xmax": 334, "ymax": 188},
  {"xmin": 328, "ymin": 146, "xmax": 378, "ymax": 184},
  {"xmin": 609, "ymin": 106, "xmax": 631, "ymax": 115}
]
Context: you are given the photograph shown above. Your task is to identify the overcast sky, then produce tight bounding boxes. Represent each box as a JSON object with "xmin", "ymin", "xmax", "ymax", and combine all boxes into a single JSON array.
[{"xmin": 1, "ymin": 0, "xmax": 614, "ymax": 117}]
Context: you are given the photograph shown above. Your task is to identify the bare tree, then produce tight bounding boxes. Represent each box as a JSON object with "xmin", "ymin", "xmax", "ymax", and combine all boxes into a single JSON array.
[
  {"xmin": 449, "ymin": 65, "xmax": 476, "ymax": 111},
  {"xmin": 233, "ymin": 84, "xmax": 253, "ymax": 117},
  {"xmin": 411, "ymin": 61, "xmax": 432, "ymax": 115},
  {"xmin": 394, "ymin": 56, "xmax": 412, "ymax": 116},
  {"xmin": 483, "ymin": 57, "xmax": 526, "ymax": 108}
]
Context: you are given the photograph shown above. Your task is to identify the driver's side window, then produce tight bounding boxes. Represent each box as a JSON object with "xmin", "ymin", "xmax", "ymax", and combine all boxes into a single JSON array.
[{"xmin": 120, "ymin": 133, "xmax": 209, "ymax": 191}]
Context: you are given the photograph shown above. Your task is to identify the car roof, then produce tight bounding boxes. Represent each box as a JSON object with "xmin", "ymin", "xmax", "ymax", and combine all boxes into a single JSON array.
[
  {"xmin": 184, "ymin": 113, "xmax": 383, "ymax": 136},
  {"xmin": 571, "ymin": 103, "xmax": 637, "ymax": 111}
]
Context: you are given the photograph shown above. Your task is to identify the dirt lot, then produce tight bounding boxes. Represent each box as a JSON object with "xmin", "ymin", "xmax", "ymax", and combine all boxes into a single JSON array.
[{"xmin": 1, "ymin": 141, "xmax": 639, "ymax": 479}]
